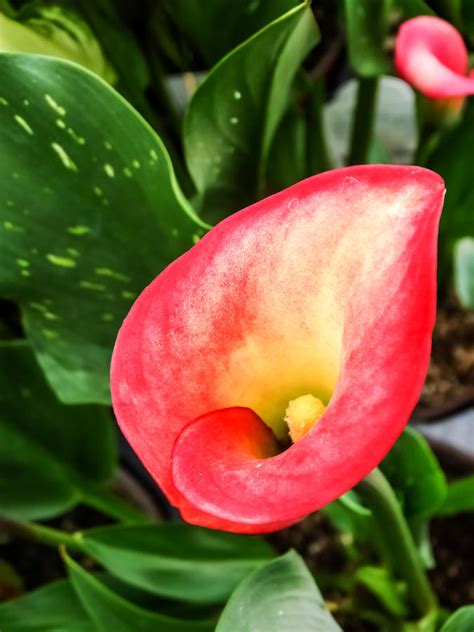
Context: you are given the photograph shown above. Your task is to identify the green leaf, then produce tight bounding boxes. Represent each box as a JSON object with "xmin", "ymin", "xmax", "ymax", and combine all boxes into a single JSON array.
[
  {"xmin": 454, "ymin": 237, "xmax": 474, "ymax": 308},
  {"xmin": 323, "ymin": 490, "xmax": 372, "ymax": 541},
  {"xmin": 436, "ymin": 475, "xmax": 474, "ymax": 516},
  {"xmin": 0, "ymin": 4, "xmax": 115, "ymax": 82},
  {"xmin": 74, "ymin": 523, "xmax": 275, "ymax": 604},
  {"xmin": 183, "ymin": 1, "xmax": 319, "ymax": 222},
  {"xmin": 440, "ymin": 605, "xmax": 474, "ymax": 632},
  {"xmin": 425, "ymin": 111, "xmax": 474, "ymax": 280},
  {"xmin": 217, "ymin": 551, "xmax": 341, "ymax": 632},
  {"xmin": 0, "ymin": 340, "xmax": 116, "ymax": 520},
  {"xmin": 266, "ymin": 103, "xmax": 307, "ymax": 190},
  {"xmin": 0, "ymin": 577, "xmax": 94, "ymax": 632},
  {"xmin": 459, "ymin": 1, "xmax": 474, "ymax": 35},
  {"xmin": 267, "ymin": 74, "xmax": 331, "ymax": 191},
  {"xmin": 343, "ymin": 0, "xmax": 390, "ymax": 77},
  {"xmin": 0, "ymin": 559, "xmax": 23, "ymax": 596},
  {"xmin": 355, "ymin": 566, "xmax": 408, "ymax": 617},
  {"xmin": 163, "ymin": 0, "xmax": 300, "ymax": 67},
  {"xmin": 73, "ymin": 0, "xmax": 149, "ymax": 97},
  {"xmin": 65, "ymin": 552, "xmax": 214, "ymax": 632},
  {"xmin": 0, "ymin": 53, "xmax": 207, "ymax": 404},
  {"xmin": 380, "ymin": 426, "xmax": 447, "ymax": 520},
  {"xmin": 393, "ymin": 0, "xmax": 435, "ymax": 18}
]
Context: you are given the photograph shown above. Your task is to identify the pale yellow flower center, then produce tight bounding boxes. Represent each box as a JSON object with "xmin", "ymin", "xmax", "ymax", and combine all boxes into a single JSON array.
[{"xmin": 284, "ymin": 394, "xmax": 326, "ymax": 443}]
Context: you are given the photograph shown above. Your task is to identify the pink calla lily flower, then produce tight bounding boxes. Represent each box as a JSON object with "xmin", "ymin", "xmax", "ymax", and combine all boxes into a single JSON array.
[
  {"xmin": 111, "ymin": 165, "xmax": 444, "ymax": 533},
  {"xmin": 396, "ymin": 16, "xmax": 474, "ymax": 100}
]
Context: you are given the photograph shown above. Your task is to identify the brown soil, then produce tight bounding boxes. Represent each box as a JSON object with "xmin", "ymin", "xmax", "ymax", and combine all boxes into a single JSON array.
[
  {"xmin": 429, "ymin": 512, "xmax": 474, "ymax": 611},
  {"xmin": 416, "ymin": 300, "xmax": 474, "ymax": 418},
  {"xmin": 270, "ymin": 507, "xmax": 474, "ymax": 631}
]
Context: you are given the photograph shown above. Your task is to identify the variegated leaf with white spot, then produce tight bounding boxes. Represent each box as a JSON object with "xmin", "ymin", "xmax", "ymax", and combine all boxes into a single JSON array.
[{"xmin": 0, "ymin": 53, "xmax": 207, "ymax": 404}]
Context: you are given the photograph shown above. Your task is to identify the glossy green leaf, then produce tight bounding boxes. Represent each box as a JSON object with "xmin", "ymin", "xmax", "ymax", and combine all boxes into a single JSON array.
[
  {"xmin": 355, "ymin": 566, "xmax": 408, "ymax": 617},
  {"xmin": 459, "ymin": 1, "xmax": 474, "ymax": 35},
  {"xmin": 73, "ymin": 0, "xmax": 149, "ymax": 98},
  {"xmin": 343, "ymin": 0, "xmax": 390, "ymax": 77},
  {"xmin": 0, "ymin": 577, "xmax": 94, "ymax": 632},
  {"xmin": 217, "ymin": 551, "xmax": 341, "ymax": 632},
  {"xmin": 323, "ymin": 490, "xmax": 372, "ymax": 541},
  {"xmin": 0, "ymin": 53, "xmax": 207, "ymax": 404},
  {"xmin": 183, "ymin": 1, "xmax": 319, "ymax": 222},
  {"xmin": 65, "ymin": 553, "xmax": 214, "ymax": 632},
  {"xmin": 436, "ymin": 475, "xmax": 474, "ymax": 516},
  {"xmin": 426, "ymin": 111, "xmax": 474, "ymax": 279},
  {"xmin": 267, "ymin": 104, "xmax": 307, "ymax": 190},
  {"xmin": 0, "ymin": 340, "xmax": 116, "ymax": 520},
  {"xmin": 267, "ymin": 75, "xmax": 331, "ymax": 191},
  {"xmin": 163, "ymin": 0, "xmax": 299, "ymax": 67},
  {"xmin": 394, "ymin": 0, "xmax": 435, "ymax": 18},
  {"xmin": 380, "ymin": 426, "xmax": 447, "ymax": 519},
  {"xmin": 454, "ymin": 237, "xmax": 474, "ymax": 308},
  {"xmin": 75, "ymin": 523, "xmax": 274, "ymax": 604},
  {"xmin": 0, "ymin": 4, "xmax": 115, "ymax": 82},
  {"xmin": 440, "ymin": 605, "xmax": 474, "ymax": 632}
]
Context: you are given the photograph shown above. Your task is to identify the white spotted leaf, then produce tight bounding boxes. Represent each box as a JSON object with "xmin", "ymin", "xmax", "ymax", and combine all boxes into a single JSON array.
[
  {"xmin": 183, "ymin": 1, "xmax": 318, "ymax": 222},
  {"xmin": 0, "ymin": 53, "xmax": 207, "ymax": 404}
]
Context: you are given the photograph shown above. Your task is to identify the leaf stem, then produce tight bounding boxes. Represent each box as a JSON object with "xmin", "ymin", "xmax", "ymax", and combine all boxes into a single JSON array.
[
  {"xmin": 0, "ymin": 515, "xmax": 82, "ymax": 551},
  {"xmin": 348, "ymin": 76, "xmax": 379, "ymax": 165},
  {"xmin": 306, "ymin": 78, "xmax": 332, "ymax": 174},
  {"xmin": 355, "ymin": 468, "xmax": 438, "ymax": 618}
]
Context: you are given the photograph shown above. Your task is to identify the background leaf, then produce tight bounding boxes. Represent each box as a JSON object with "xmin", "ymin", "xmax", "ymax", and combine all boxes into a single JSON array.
[
  {"xmin": 183, "ymin": 1, "xmax": 319, "ymax": 222},
  {"xmin": 65, "ymin": 553, "xmax": 214, "ymax": 632},
  {"xmin": 73, "ymin": 0, "xmax": 148, "ymax": 96},
  {"xmin": 161, "ymin": 0, "xmax": 300, "ymax": 68},
  {"xmin": 0, "ymin": 577, "xmax": 94, "ymax": 632},
  {"xmin": 425, "ymin": 110, "xmax": 474, "ymax": 280},
  {"xmin": 436, "ymin": 475, "xmax": 474, "ymax": 517},
  {"xmin": 440, "ymin": 605, "xmax": 474, "ymax": 632},
  {"xmin": 0, "ymin": 340, "xmax": 116, "ymax": 520},
  {"xmin": 0, "ymin": 53, "xmax": 207, "ymax": 404},
  {"xmin": 323, "ymin": 490, "xmax": 372, "ymax": 542},
  {"xmin": 379, "ymin": 427, "xmax": 447, "ymax": 520},
  {"xmin": 454, "ymin": 237, "xmax": 474, "ymax": 309},
  {"xmin": 343, "ymin": 0, "xmax": 390, "ymax": 77},
  {"xmin": 0, "ymin": 3, "xmax": 115, "ymax": 82},
  {"xmin": 393, "ymin": 0, "xmax": 435, "ymax": 18},
  {"xmin": 354, "ymin": 566, "xmax": 407, "ymax": 617},
  {"xmin": 75, "ymin": 523, "xmax": 275, "ymax": 604},
  {"xmin": 216, "ymin": 551, "xmax": 341, "ymax": 632}
]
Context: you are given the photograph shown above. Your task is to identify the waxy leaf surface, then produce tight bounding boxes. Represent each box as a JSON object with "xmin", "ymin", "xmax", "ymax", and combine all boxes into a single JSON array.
[
  {"xmin": 380, "ymin": 427, "xmax": 447, "ymax": 520},
  {"xmin": 184, "ymin": 1, "xmax": 318, "ymax": 222},
  {"xmin": 0, "ymin": 341, "xmax": 116, "ymax": 520},
  {"xmin": 344, "ymin": 0, "xmax": 390, "ymax": 76},
  {"xmin": 66, "ymin": 553, "xmax": 213, "ymax": 632},
  {"xmin": 0, "ymin": 578, "xmax": 93, "ymax": 632},
  {"xmin": 76, "ymin": 523, "xmax": 274, "ymax": 603},
  {"xmin": 217, "ymin": 551, "xmax": 341, "ymax": 631},
  {"xmin": 0, "ymin": 53, "xmax": 206, "ymax": 404},
  {"xmin": 163, "ymin": 0, "xmax": 299, "ymax": 67}
]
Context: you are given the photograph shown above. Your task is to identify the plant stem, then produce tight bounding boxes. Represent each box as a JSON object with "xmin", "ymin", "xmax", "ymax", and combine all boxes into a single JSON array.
[
  {"xmin": 80, "ymin": 484, "xmax": 152, "ymax": 524},
  {"xmin": 348, "ymin": 76, "xmax": 379, "ymax": 165},
  {"xmin": 356, "ymin": 468, "xmax": 438, "ymax": 618},
  {"xmin": 306, "ymin": 78, "xmax": 332, "ymax": 174},
  {"xmin": 0, "ymin": 515, "xmax": 82, "ymax": 551}
]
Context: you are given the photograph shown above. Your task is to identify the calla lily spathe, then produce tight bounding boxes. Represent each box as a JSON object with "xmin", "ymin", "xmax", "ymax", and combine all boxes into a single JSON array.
[
  {"xmin": 396, "ymin": 16, "xmax": 474, "ymax": 100},
  {"xmin": 111, "ymin": 165, "xmax": 444, "ymax": 533}
]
